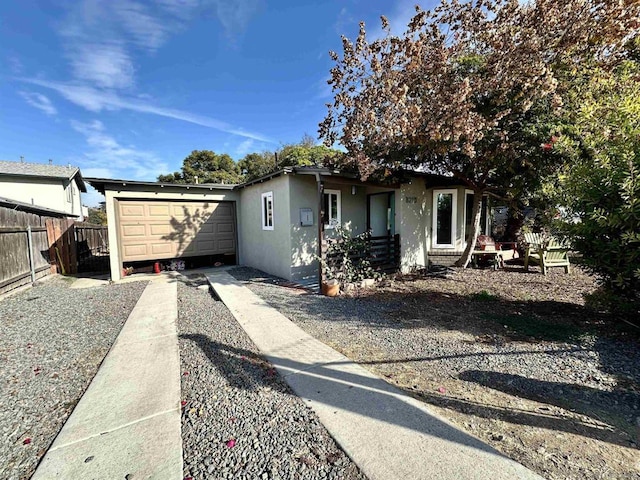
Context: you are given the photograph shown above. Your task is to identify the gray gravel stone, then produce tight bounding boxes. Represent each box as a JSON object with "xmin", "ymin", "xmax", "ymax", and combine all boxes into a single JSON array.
[
  {"xmin": 228, "ymin": 267, "xmax": 640, "ymax": 441},
  {"xmin": 176, "ymin": 276, "xmax": 365, "ymax": 480},
  {"xmin": 0, "ymin": 277, "xmax": 147, "ymax": 480}
]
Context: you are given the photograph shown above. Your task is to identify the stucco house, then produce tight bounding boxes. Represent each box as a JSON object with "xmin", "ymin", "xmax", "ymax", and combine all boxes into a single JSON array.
[
  {"xmin": 0, "ymin": 160, "xmax": 87, "ymax": 219},
  {"xmin": 88, "ymin": 167, "xmax": 492, "ymax": 285}
]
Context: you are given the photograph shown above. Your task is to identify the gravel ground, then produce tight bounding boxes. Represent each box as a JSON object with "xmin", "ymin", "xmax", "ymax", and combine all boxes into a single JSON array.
[
  {"xmin": 177, "ymin": 276, "xmax": 365, "ymax": 480},
  {"xmin": 0, "ymin": 276, "xmax": 147, "ymax": 480},
  {"xmin": 229, "ymin": 266, "xmax": 640, "ymax": 480}
]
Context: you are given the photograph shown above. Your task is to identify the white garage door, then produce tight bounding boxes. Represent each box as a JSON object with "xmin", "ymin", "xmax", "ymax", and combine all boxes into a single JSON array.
[{"xmin": 117, "ymin": 200, "xmax": 236, "ymax": 262}]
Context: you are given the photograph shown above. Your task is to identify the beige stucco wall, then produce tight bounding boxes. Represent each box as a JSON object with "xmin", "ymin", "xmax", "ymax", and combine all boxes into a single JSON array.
[
  {"xmin": 397, "ymin": 180, "xmax": 430, "ymax": 272},
  {"xmin": 324, "ymin": 181, "xmax": 368, "ymax": 235},
  {"xmin": 0, "ymin": 177, "xmax": 83, "ymax": 218},
  {"xmin": 288, "ymin": 176, "xmax": 397, "ymax": 281},
  {"xmin": 397, "ymin": 180, "xmax": 494, "ymax": 271},
  {"xmin": 238, "ymin": 175, "xmax": 292, "ymax": 280},
  {"xmin": 104, "ymin": 186, "xmax": 240, "ymax": 281},
  {"xmin": 288, "ymin": 176, "xmax": 319, "ymax": 281}
]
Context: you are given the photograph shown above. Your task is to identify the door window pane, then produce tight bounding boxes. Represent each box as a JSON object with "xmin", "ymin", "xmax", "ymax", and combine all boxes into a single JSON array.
[{"xmin": 436, "ymin": 193, "xmax": 453, "ymax": 245}]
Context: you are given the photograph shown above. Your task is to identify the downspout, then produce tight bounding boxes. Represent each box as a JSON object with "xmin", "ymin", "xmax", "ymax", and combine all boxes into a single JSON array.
[{"xmin": 315, "ymin": 173, "xmax": 324, "ymax": 290}]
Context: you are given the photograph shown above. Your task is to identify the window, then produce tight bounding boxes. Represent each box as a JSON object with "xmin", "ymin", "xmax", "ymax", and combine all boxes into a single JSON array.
[
  {"xmin": 261, "ymin": 192, "xmax": 274, "ymax": 230},
  {"xmin": 66, "ymin": 183, "xmax": 73, "ymax": 203},
  {"xmin": 432, "ymin": 189, "xmax": 457, "ymax": 249},
  {"xmin": 464, "ymin": 191, "xmax": 488, "ymax": 242},
  {"xmin": 323, "ymin": 189, "xmax": 341, "ymax": 228}
]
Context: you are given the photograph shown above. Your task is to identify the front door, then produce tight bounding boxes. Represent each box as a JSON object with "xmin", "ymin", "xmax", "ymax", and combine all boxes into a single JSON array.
[{"xmin": 368, "ymin": 192, "xmax": 395, "ymax": 236}]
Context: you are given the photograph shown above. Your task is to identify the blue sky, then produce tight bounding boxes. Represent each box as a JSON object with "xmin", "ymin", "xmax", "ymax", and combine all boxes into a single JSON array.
[{"xmin": 1, "ymin": 0, "xmax": 433, "ymax": 206}]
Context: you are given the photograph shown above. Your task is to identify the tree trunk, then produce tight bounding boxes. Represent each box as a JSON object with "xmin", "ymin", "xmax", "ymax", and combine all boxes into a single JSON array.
[{"xmin": 454, "ymin": 188, "xmax": 484, "ymax": 268}]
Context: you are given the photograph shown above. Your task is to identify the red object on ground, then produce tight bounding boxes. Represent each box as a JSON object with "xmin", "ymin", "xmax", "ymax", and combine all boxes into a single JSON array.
[
  {"xmin": 181, "ymin": 400, "xmax": 187, "ymax": 407},
  {"xmin": 226, "ymin": 439, "xmax": 236, "ymax": 448},
  {"xmin": 153, "ymin": 262, "xmax": 161, "ymax": 274},
  {"xmin": 437, "ymin": 386, "xmax": 447, "ymax": 394},
  {"xmin": 23, "ymin": 438, "xmax": 32, "ymax": 445}
]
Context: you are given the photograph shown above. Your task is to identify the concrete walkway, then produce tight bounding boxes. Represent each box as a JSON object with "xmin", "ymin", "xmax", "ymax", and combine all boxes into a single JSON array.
[
  {"xmin": 33, "ymin": 275, "xmax": 182, "ymax": 479},
  {"xmin": 206, "ymin": 270, "xmax": 543, "ymax": 480}
]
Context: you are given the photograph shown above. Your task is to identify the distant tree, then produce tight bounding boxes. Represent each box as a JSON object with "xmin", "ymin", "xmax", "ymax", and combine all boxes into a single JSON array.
[
  {"xmin": 238, "ymin": 136, "xmax": 343, "ymax": 182},
  {"xmin": 319, "ymin": 0, "xmax": 638, "ymax": 267},
  {"xmin": 86, "ymin": 207, "xmax": 107, "ymax": 225},
  {"xmin": 158, "ymin": 150, "xmax": 242, "ymax": 184},
  {"xmin": 279, "ymin": 143, "xmax": 341, "ymax": 168},
  {"xmin": 237, "ymin": 152, "xmax": 276, "ymax": 181}
]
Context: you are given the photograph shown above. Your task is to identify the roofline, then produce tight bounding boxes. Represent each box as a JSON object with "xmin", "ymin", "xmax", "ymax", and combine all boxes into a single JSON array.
[
  {"xmin": 87, "ymin": 167, "xmax": 460, "ymax": 195},
  {"xmin": 0, "ymin": 197, "xmax": 79, "ymax": 218},
  {"xmin": 0, "ymin": 167, "xmax": 88, "ymax": 193},
  {"xmin": 86, "ymin": 177, "xmax": 238, "ymax": 195},
  {"xmin": 235, "ymin": 166, "xmax": 357, "ymax": 189}
]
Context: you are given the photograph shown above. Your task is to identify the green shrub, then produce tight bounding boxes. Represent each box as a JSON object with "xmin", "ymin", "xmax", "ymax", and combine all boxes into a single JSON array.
[
  {"xmin": 319, "ymin": 225, "xmax": 382, "ymax": 284},
  {"xmin": 553, "ymin": 59, "xmax": 640, "ymax": 309}
]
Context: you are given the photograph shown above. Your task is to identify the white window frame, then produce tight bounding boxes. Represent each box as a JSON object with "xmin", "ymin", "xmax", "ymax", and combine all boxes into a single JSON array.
[
  {"xmin": 261, "ymin": 191, "xmax": 274, "ymax": 230},
  {"xmin": 323, "ymin": 189, "xmax": 341, "ymax": 229},
  {"xmin": 432, "ymin": 189, "xmax": 457, "ymax": 249},
  {"xmin": 66, "ymin": 183, "xmax": 73, "ymax": 203}
]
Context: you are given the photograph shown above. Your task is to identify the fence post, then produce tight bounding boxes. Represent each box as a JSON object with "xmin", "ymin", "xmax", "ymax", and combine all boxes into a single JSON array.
[{"xmin": 27, "ymin": 225, "xmax": 36, "ymax": 283}]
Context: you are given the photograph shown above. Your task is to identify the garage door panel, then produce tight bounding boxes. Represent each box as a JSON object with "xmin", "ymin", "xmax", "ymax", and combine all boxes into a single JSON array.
[
  {"xmin": 151, "ymin": 243, "xmax": 173, "ymax": 255},
  {"xmin": 123, "ymin": 244, "xmax": 148, "ymax": 257},
  {"xmin": 122, "ymin": 225, "xmax": 146, "ymax": 237},
  {"xmin": 118, "ymin": 200, "xmax": 236, "ymax": 262},
  {"xmin": 149, "ymin": 224, "xmax": 171, "ymax": 236},
  {"xmin": 149, "ymin": 204, "xmax": 171, "ymax": 216},
  {"xmin": 195, "ymin": 241, "xmax": 216, "ymax": 254},
  {"xmin": 217, "ymin": 239, "xmax": 235, "ymax": 251},
  {"xmin": 121, "ymin": 204, "xmax": 145, "ymax": 217},
  {"xmin": 197, "ymin": 223, "xmax": 214, "ymax": 234},
  {"xmin": 216, "ymin": 223, "xmax": 233, "ymax": 233}
]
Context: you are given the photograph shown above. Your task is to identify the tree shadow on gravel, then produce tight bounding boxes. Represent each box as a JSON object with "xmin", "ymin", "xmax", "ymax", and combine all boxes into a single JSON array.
[
  {"xmin": 180, "ymin": 333, "xmax": 290, "ymax": 395},
  {"xmin": 180, "ymin": 333, "xmax": 531, "ymax": 470},
  {"xmin": 228, "ymin": 266, "xmax": 640, "ymax": 449},
  {"xmin": 457, "ymin": 370, "xmax": 639, "ymax": 448}
]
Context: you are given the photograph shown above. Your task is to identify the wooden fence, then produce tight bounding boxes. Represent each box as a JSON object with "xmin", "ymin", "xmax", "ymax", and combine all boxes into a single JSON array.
[
  {"xmin": 321, "ymin": 234, "xmax": 400, "ymax": 281},
  {"xmin": 75, "ymin": 223, "xmax": 109, "ymax": 273},
  {"xmin": 0, "ymin": 202, "xmax": 109, "ymax": 294}
]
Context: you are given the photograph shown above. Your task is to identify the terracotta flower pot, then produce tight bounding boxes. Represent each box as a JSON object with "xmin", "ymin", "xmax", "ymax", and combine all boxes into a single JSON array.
[{"xmin": 321, "ymin": 279, "xmax": 340, "ymax": 297}]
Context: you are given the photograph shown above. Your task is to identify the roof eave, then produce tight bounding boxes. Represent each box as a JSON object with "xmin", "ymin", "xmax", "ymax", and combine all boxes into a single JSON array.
[{"xmin": 85, "ymin": 177, "xmax": 238, "ymax": 194}]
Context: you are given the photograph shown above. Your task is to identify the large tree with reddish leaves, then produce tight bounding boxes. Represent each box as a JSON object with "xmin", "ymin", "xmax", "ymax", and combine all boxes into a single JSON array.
[{"xmin": 320, "ymin": 0, "xmax": 638, "ymax": 267}]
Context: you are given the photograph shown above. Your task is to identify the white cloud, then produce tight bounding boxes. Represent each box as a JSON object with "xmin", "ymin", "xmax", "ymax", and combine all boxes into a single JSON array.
[
  {"xmin": 334, "ymin": 7, "xmax": 356, "ymax": 35},
  {"xmin": 211, "ymin": 0, "xmax": 262, "ymax": 37},
  {"xmin": 82, "ymin": 167, "xmax": 116, "ymax": 178},
  {"xmin": 70, "ymin": 119, "xmax": 169, "ymax": 180},
  {"xmin": 24, "ymin": 78, "xmax": 275, "ymax": 143},
  {"xmin": 71, "ymin": 42, "xmax": 135, "ymax": 89},
  {"xmin": 7, "ymin": 56, "xmax": 24, "ymax": 74},
  {"xmin": 18, "ymin": 91, "xmax": 57, "ymax": 116},
  {"xmin": 234, "ymin": 139, "xmax": 255, "ymax": 157},
  {"xmin": 56, "ymin": 0, "xmax": 262, "ymax": 92}
]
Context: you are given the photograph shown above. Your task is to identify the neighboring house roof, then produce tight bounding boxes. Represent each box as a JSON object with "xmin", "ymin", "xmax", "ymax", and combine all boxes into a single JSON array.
[
  {"xmin": 0, "ymin": 160, "xmax": 87, "ymax": 192},
  {"xmin": 0, "ymin": 196, "xmax": 79, "ymax": 218}
]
